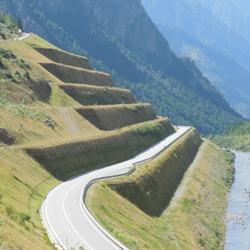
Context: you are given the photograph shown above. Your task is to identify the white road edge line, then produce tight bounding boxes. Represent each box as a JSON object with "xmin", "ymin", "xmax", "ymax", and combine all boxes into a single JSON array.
[
  {"xmin": 44, "ymin": 183, "xmax": 68, "ymax": 249},
  {"xmin": 79, "ymin": 127, "xmax": 191, "ymax": 250},
  {"xmin": 43, "ymin": 126, "xmax": 191, "ymax": 250},
  {"xmin": 79, "ymin": 192, "xmax": 121, "ymax": 250}
]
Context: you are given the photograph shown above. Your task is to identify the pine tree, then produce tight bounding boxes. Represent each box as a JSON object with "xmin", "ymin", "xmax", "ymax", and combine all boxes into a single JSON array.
[
  {"xmin": 0, "ymin": 12, "xmax": 6, "ymax": 24},
  {"xmin": 17, "ymin": 17, "xmax": 23, "ymax": 31}
]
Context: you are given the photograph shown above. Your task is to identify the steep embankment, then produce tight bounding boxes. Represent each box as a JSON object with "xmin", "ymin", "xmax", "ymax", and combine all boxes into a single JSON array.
[
  {"xmin": 86, "ymin": 137, "xmax": 235, "ymax": 250},
  {"xmin": 35, "ymin": 48, "xmax": 93, "ymax": 69},
  {"xmin": 25, "ymin": 118, "xmax": 174, "ymax": 180},
  {"xmin": 59, "ymin": 84, "xmax": 137, "ymax": 105},
  {"xmin": 108, "ymin": 128, "xmax": 202, "ymax": 216},
  {"xmin": 40, "ymin": 63, "xmax": 115, "ymax": 87},
  {"xmin": 75, "ymin": 103, "xmax": 157, "ymax": 130}
]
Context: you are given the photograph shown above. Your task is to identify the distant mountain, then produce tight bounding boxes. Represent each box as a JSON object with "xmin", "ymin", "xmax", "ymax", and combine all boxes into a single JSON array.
[
  {"xmin": 0, "ymin": 0, "xmax": 243, "ymax": 134},
  {"xmin": 198, "ymin": 0, "xmax": 250, "ymax": 43},
  {"xmin": 142, "ymin": 0, "xmax": 250, "ymax": 118}
]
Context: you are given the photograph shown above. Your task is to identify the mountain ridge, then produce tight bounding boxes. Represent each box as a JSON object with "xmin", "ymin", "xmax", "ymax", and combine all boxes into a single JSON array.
[{"xmin": 142, "ymin": 0, "xmax": 250, "ymax": 118}]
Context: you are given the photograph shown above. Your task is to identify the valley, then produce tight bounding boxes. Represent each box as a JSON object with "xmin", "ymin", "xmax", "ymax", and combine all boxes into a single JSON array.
[
  {"xmin": 0, "ymin": 2, "xmax": 245, "ymax": 249},
  {"xmin": 0, "ymin": 32, "xmax": 234, "ymax": 250}
]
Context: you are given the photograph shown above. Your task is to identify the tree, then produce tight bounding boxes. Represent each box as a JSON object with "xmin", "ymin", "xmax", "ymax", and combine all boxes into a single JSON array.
[{"xmin": 16, "ymin": 17, "xmax": 23, "ymax": 31}]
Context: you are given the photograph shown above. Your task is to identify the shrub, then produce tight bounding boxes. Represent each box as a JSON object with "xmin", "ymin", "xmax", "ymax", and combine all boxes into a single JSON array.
[
  {"xmin": 18, "ymin": 213, "xmax": 31, "ymax": 226},
  {"xmin": 0, "ymin": 48, "xmax": 16, "ymax": 59},
  {"xmin": 198, "ymin": 237, "xmax": 206, "ymax": 247},
  {"xmin": 5, "ymin": 204, "xmax": 15, "ymax": 216}
]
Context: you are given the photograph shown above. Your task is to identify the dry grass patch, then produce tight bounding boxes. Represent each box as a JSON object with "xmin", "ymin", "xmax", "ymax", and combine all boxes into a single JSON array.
[
  {"xmin": 86, "ymin": 140, "xmax": 234, "ymax": 249},
  {"xmin": 48, "ymin": 82, "xmax": 81, "ymax": 107},
  {"xmin": 0, "ymin": 105, "xmax": 99, "ymax": 145},
  {"xmin": 0, "ymin": 147, "xmax": 59, "ymax": 250}
]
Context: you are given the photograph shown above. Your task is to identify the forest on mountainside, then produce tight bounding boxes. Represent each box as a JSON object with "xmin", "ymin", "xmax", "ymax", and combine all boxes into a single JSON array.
[
  {"xmin": 142, "ymin": 0, "xmax": 250, "ymax": 118},
  {"xmin": 0, "ymin": 1, "xmax": 244, "ymax": 134}
]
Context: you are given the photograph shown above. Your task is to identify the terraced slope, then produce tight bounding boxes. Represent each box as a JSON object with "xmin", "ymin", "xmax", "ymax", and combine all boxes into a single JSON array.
[
  {"xmin": 0, "ymin": 33, "xmax": 213, "ymax": 250},
  {"xmin": 35, "ymin": 48, "xmax": 93, "ymax": 69},
  {"xmin": 0, "ymin": 34, "xmax": 178, "ymax": 249},
  {"xmin": 40, "ymin": 63, "xmax": 115, "ymax": 86},
  {"xmin": 59, "ymin": 84, "xmax": 137, "ymax": 105},
  {"xmin": 75, "ymin": 103, "xmax": 157, "ymax": 130},
  {"xmin": 25, "ymin": 118, "xmax": 173, "ymax": 180}
]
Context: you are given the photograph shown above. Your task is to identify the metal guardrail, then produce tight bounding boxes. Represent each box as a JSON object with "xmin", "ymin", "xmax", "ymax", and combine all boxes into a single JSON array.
[{"xmin": 81, "ymin": 126, "xmax": 192, "ymax": 250}]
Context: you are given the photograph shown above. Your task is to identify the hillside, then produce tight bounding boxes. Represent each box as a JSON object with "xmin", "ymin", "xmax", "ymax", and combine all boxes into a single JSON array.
[
  {"xmin": 210, "ymin": 120, "xmax": 250, "ymax": 152},
  {"xmin": 0, "ymin": 0, "xmax": 244, "ymax": 134},
  {"xmin": 0, "ymin": 27, "xmax": 236, "ymax": 250},
  {"xmin": 142, "ymin": 0, "xmax": 250, "ymax": 118},
  {"xmin": 0, "ymin": 33, "xmax": 175, "ymax": 249},
  {"xmin": 86, "ymin": 137, "xmax": 235, "ymax": 249}
]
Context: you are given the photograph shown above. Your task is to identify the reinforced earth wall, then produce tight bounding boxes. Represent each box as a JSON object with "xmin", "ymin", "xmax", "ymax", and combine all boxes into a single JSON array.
[
  {"xmin": 59, "ymin": 85, "xmax": 137, "ymax": 105},
  {"xmin": 35, "ymin": 48, "xmax": 93, "ymax": 70},
  {"xmin": 108, "ymin": 128, "xmax": 202, "ymax": 217},
  {"xmin": 75, "ymin": 104, "xmax": 157, "ymax": 130},
  {"xmin": 40, "ymin": 63, "xmax": 115, "ymax": 87},
  {"xmin": 24, "ymin": 119, "xmax": 175, "ymax": 180}
]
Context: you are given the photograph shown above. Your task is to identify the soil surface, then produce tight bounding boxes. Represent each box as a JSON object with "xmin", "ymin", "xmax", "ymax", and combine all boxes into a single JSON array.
[{"xmin": 225, "ymin": 151, "xmax": 250, "ymax": 249}]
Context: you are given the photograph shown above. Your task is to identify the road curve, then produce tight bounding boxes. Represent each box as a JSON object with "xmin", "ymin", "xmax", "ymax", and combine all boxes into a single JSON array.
[
  {"xmin": 41, "ymin": 126, "xmax": 191, "ymax": 250},
  {"xmin": 0, "ymin": 33, "xmax": 31, "ymax": 42},
  {"xmin": 13, "ymin": 32, "xmax": 31, "ymax": 41}
]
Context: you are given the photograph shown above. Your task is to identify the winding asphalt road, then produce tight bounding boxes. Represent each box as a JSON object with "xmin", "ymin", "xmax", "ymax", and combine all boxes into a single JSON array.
[{"xmin": 41, "ymin": 126, "xmax": 191, "ymax": 250}]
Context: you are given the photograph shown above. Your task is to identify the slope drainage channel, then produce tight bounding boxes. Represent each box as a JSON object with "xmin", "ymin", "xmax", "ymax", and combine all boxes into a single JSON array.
[{"xmin": 225, "ymin": 151, "xmax": 250, "ymax": 249}]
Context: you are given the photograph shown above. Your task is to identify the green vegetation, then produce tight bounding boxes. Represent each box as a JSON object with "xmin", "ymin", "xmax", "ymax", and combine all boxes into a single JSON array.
[
  {"xmin": 209, "ymin": 120, "xmax": 250, "ymax": 151},
  {"xmin": 86, "ymin": 140, "xmax": 234, "ymax": 249},
  {"xmin": 16, "ymin": 17, "xmax": 23, "ymax": 31},
  {"xmin": 0, "ymin": 12, "xmax": 23, "ymax": 40},
  {"xmin": 130, "ymin": 122, "xmax": 164, "ymax": 137},
  {"xmin": 0, "ymin": 217, "xmax": 3, "ymax": 247},
  {"xmin": 0, "ymin": 87, "xmax": 55, "ymax": 123},
  {"xmin": 0, "ymin": 48, "xmax": 30, "ymax": 83}
]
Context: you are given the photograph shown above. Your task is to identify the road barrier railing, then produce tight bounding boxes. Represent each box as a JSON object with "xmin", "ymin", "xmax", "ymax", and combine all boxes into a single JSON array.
[{"xmin": 81, "ymin": 126, "xmax": 191, "ymax": 250}]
